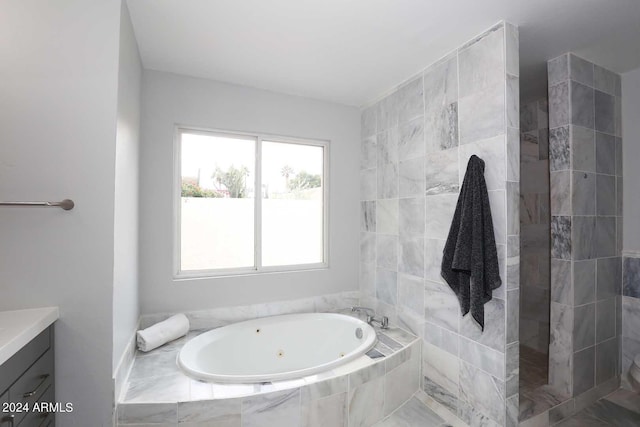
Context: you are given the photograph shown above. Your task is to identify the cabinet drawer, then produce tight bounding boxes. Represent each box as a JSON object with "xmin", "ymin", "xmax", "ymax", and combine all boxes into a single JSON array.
[
  {"xmin": 16, "ymin": 384, "xmax": 54, "ymax": 427},
  {"xmin": 0, "ymin": 329, "xmax": 50, "ymax": 394},
  {"xmin": 8, "ymin": 351, "xmax": 53, "ymax": 427}
]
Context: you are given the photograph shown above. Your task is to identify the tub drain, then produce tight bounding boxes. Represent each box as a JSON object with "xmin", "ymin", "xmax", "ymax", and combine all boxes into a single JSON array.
[{"xmin": 277, "ymin": 350, "xmax": 285, "ymax": 358}]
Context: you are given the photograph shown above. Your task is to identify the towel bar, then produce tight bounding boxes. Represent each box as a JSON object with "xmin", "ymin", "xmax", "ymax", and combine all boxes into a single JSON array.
[{"xmin": 0, "ymin": 199, "xmax": 74, "ymax": 210}]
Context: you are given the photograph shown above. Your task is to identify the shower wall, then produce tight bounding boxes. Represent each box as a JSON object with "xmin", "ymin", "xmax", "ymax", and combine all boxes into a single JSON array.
[
  {"xmin": 360, "ymin": 22, "xmax": 520, "ymax": 426},
  {"xmin": 547, "ymin": 53, "xmax": 623, "ymax": 400},
  {"xmin": 520, "ymin": 99, "xmax": 551, "ymax": 355}
]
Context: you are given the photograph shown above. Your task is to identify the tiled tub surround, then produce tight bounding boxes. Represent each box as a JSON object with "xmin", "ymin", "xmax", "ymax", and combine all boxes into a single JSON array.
[
  {"xmin": 117, "ymin": 325, "xmax": 421, "ymax": 427},
  {"xmin": 360, "ymin": 22, "xmax": 520, "ymax": 427},
  {"xmin": 520, "ymin": 98, "xmax": 551, "ymax": 357},
  {"xmin": 528, "ymin": 53, "xmax": 624, "ymax": 425},
  {"xmin": 622, "ymin": 254, "xmax": 640, "ymax": 391}
]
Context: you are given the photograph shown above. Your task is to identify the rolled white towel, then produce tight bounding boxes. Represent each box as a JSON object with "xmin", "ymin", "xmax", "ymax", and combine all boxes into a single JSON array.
[{"xmin": 136, "ymin": 314, "xmax": 190, "ymax": 352}]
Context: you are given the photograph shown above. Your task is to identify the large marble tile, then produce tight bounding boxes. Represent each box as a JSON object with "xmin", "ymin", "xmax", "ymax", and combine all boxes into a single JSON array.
[
  {"xmin": 459, "ymin": 297, "xmax": 506, "ymax": 353},
  {"xmin": 458, "ymin": 25, "xmax": 504, "ymax": 98},
  {"xmin": 595, "ymin": 132, "xmax": 616, "ymax": 174},
  {"xmin": 573, "ymin": 303, "xmax": 596, "ymax": 351},
  {"xmin": 551, "ymin": 216, "xmax": 571, "ymax": 260},
  {"xmin": 361, "ymin": 136, "xmax": 377, "ymax": 170},
  {"xmin": 118, "ymin": 402, "xmax": 177, "ymax": 424},
  {"xmin": 125, "ymin": 373, "xmax": 190, "ymax": 403},
  {"xmin": 505, "ymin": 22, "xmax": 519, "ymax": 77},
  {"xmin": 615, "ymin": 137, "xmax": 623, "ymax": 177},
  {"xmin": 376, "ymin": 199, "xmax": 398, "ymax": 235},
  {"xmin": 596, "ymin": 174, "xmax": 616, "ymax": 216},
  {"xmin": 424, "ymin": 279, "xmax": 459, "ymax": 333},
  {"xmin": 423, "ymin": 342, "xmax": 459, "ymax": 396},
  {"xmin": 398, "ymin": 117, "xmax": 425, "ymax": 161},
  {"xmin": 458, "ymin": 134, "xmax": 506, "ymax": 191},
  {"xmin": 595, "ymin": 90, "xmax": 615, "ymax": 135},
  {"xmin": 378, "ymin": 163, "xmax": 399, "ymax": 199},
  {"xmin": 384, "ymin": 353, "xmax": 420, "ymax": 416},
  {"xmin": 594, "ymin": 65, "xmax": 618, "ymax": 95},
  {"xmin": 424, "ymin": 194, "xmax": 457, "ymax": 240},
  {"xmin": 376, "ymin": 268, "xmax": 398, "ymax": 306},
  {"xmin": 623, "ymin": 256, "xmax": 640, "ymax": 298},
  {"xmin": 458, "ymin": 82, "xmax": 505, "ymax": 145},
  {"xmin": 521, "ymin": 101, "xmax": 538, "ymax": 133},
  {"xmin": 424, "ymin": 55, "xmax": 458, "ymax": 153},
  {"xmin": 422, "ymin": 376, "xmax": 459, "ymax": 416},
  {"xmin": 571, "ymin": 216, "xmax": 596, "ymax": 260},
  {"xmin": 348, "ymin": 376, "xmax": 385, "ymax": 427},
  {"xmin": 424, "ymin": 238, "xmax": 445, "ymax": 283},
  {"xmin": 548, "ymin": 54, "xmax": 569, "ymax": 86},
  {"xmin": 398, "ymin": 235, "xmax": 424, "ymax": 278},
  {"xmin": 458, "ymin": 360, "xmax": 505, "ymax": 425},
  {"xmin": 376, "ymin": 92, "xmax": 398, "ymax": 133},
  {"xmin": 551, "ymin": 259, "xmax": 571, "ymax": 305},
  {"xmin": 376, "ymin": 234, "xmax": 398, "ymax": 271},
  {"xmin": 360, "ymin": 168, "xmax": 376, "ymax": 201},
  {"xmin": 300, "ymin": 375, "xmax": 347, "ymax": 403},
  {"xmin": 549, "ymin": 82, "xmax": 570, "ymax": 129},
  {"xmin": 425, "ymin": 148, "xmax": 459, "ymax": 195},
  {"xmin": 507, "ymin": 74, "xmax": 519, "ymax": 129},
  {"xmin": 399, "ymin": 157, "xmax": 424, "ymax": 198},
  {"xmin": 573, "ymin": 260, "xmax": 596, "ymax": 305},
  {"xmin": 595, "ymin": 337, "xmax": 618, "ymax": 385},
  {"xmin": 361, "ymin": 201, "xmax": 376, "ymax": 232},
  {"xmin": 458, "ymin": 336, "xmax": 504, "ymax": 379},
  {"xmin": 550, "ymin": 171, "xmax": 571, "ymax": 216},
  {"xmin": 362, "ymin": 106, "xmax": 376, "ymax": 139},
  {"xmin": 572, "ymin": 125, "xmax": 596, "ymax": 172},
  {"xmin": 506, "ymin": 235, "xmax": 520, "ymax": 289},
  {"xmin": 300, "ymin": 392, "xmax": 347, "ymax": 427},
  {"xmin": 569, "ymin": 54, "xmax": 594, "ymax": 86},
  {"xmin": 398, "ymin": 274, "xmax": 424, "ymax": 316},
  {"xmin": 488, "ymin": 189, "xmax": 507, "ymax": 244},
  {"xmin": 507, "ymin": 127, "xmax": 520, "ymax": 181},
  {"xmin": 549, "ymin": 302, "xmax": 573, "ymax": 397},
  {"xmin": 571, "ymin": 81, "xmax": 595, "ymax": 129},
  {"xmin": 573, "ymin": 346, "xmax": 595, "ymax": 396},
  {"xmin": 622, "ymin": 296, "xmax": 640, "ymax": 343},
  {"xmin": 376, "ymin": 396, "xmax": 445, "ymax": 427},
  {"xmin": 596, "ymin": 298, "xmax": 616, "ymax": 343},
  {"xmin": 361, "ymin": 232, "xmax": 376, "ymax": 264},
  {"xmin": 521, "ymin": 130, "xmax": 539, "ymax": 163},
  {"xmin": 242, "ymin": 389, "xmax": 300, "ymax": 427},
  {"xmin": 550, "ymin": 125, "xmax": 570, "ymax": 171},
  {"xmin": 595, "ymin": 217, "xmax": 616, "ymax": 258},
  {"xmin": 399, "ymin": 197, "xmax": 425, "ymax": 236},
  {"xmin": 572, "ymin": 172, "xmax": 596, "ymax": 215},
  {"xmin": 582, "ymin": 399, "xmax": 640, "ymax": 427},
  {"xmin": 177, "ymin": 399, "xmax": 241, "ymax": 424},
  {"xmin": 397, "ymin": 77, "xmax": 424, "ymax": 125},
  {"xmin": 422, "ymin": 321, "xmax": 459, "ymax": 357},
  {"xmin": 597, "ymin": 257, "xmax": 621, "ymax": 300}
]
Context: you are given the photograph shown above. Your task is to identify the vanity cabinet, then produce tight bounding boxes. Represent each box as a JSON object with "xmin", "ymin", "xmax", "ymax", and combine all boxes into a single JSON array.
[{"xmin": 0, "ymin": 327, "xmax": 54, "ymax": 427}]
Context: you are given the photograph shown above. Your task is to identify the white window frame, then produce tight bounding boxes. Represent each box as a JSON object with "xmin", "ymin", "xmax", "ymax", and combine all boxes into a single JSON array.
[{"xmin": 173, "ymin": 125, "xmax": 330, "ymax": 279}]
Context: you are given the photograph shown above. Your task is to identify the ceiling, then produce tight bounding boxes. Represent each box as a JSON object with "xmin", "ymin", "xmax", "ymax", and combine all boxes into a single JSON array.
[{"xmin": 126, "ymin": 0, "xmax": 640, "ymax": 106}]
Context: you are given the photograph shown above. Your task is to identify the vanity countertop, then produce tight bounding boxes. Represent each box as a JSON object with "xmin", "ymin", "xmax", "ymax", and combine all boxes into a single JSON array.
[{"xmin": 0, "ymin": 307, "xmax": 59, "ymax": 365}]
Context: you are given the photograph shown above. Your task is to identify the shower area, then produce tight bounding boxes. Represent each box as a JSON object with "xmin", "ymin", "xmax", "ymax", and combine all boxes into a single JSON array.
[{"xmin": 518, "ymin": 53, "xmax": 627, "ymax": 424}]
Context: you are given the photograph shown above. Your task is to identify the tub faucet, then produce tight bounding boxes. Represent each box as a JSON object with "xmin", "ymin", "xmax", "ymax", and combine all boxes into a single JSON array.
[{"xmin": 351, "ymin": 306, "xmax": 389, "ymax": 329}]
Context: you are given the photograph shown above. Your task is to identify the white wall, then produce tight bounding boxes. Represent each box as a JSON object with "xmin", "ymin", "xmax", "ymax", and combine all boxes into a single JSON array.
[
  {"xmin": 622, "ymin": 67, "xmax": 640, "ymax": 252},
  {"xmin": 113, "ymin": 1, "xmax": 142, "ymax": 373},
  {"xmin": 0, "ymin": 0, "xmax": 121, "ymax": 425},
  {"xmin": 139, "ymin": 71, "xmax": 360, "ymax": 313}
]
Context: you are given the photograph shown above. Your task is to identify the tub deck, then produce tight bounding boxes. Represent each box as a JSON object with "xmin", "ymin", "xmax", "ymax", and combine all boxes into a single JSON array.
[{"xmin": 117, "ymin": 324, "xmax": 421, "ymax": 426}]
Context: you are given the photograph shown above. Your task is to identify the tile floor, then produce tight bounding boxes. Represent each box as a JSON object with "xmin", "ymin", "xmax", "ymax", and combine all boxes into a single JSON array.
[
  {"xmin": 373, "ymin": 395, "xmax": 451, "ymax": 427},
  {"xmin": 556, "ymin": 389, "xmax": 640, "ymax": 426},
  {"xmin": 520, "ymin": 345, "xmax": 565, "ymax": 422}
]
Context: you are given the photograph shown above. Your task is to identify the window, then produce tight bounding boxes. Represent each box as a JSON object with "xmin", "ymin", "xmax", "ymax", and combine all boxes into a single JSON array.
[{"xmin": 176, "ymin": 128, "xmax": 328, "ymax": 277}]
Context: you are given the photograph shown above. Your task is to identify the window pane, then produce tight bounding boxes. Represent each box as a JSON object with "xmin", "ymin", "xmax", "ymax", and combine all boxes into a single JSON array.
[
  {"xmin": 180, "ymin": 132, "xmax": 255, "ymax": 271},
  {"xmin": 261, "ymin": 141, "xmax": 324, "ymax": 266}
]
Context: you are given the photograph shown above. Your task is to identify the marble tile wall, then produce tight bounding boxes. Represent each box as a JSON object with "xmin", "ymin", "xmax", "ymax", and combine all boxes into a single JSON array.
[
  {"xmin": 547, "ymin": 53, "xmax": 623, "ymax": 401},
  {"xmin": 520, "ymin": 98, "xmax": 551, "ymax": 355},
  {"xmin": 622, "ymin": 254, "xmax": 640, "ymax": 391},
  {"xmin": 360, "ymin": 22, "xmax": 519, "ymax": 426}
]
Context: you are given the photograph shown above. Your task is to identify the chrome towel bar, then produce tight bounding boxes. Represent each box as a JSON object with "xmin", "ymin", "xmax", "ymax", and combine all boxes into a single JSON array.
[{"xmin": 0, "ymin": 199, "xmax": 74, "ymax": 210}]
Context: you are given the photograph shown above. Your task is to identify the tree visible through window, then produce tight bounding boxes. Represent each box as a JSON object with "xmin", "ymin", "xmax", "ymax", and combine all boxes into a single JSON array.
[{"xmin": 177, "ymin": 129, "xmax": 327, "ymax": 275}]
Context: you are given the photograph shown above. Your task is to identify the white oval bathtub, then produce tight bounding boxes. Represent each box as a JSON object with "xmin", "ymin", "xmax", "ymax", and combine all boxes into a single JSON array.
[{"xmin": 177, "ymin": 313, "xmax": 377, "ymax": 383}]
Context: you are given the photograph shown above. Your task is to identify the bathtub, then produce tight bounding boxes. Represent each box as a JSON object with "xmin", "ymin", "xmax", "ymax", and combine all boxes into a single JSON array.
[{"xmin": 177, "ymin": 313, "xmax": 377, "ymax": 383}]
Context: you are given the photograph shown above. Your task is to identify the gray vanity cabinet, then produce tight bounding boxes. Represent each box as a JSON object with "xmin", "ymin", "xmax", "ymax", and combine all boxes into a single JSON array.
[{"xmin": 0, "ymin": 327, "xmax": 55, "ymax": 427}]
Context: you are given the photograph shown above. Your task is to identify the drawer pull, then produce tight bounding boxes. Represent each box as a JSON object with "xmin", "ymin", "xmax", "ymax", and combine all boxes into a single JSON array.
[
  {"xmin": 1, "ymin": 414, "xmax": 14, "ymax": 426},
  {"xmin": 23, "ymin": 374, "xmax": 50, "ymax": 398}
]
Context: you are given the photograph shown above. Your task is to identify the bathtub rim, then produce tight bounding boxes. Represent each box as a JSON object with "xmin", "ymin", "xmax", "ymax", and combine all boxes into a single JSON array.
[{"xmin": 177, "ymin": 312, "xmax": 378, "ymax": 383}]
